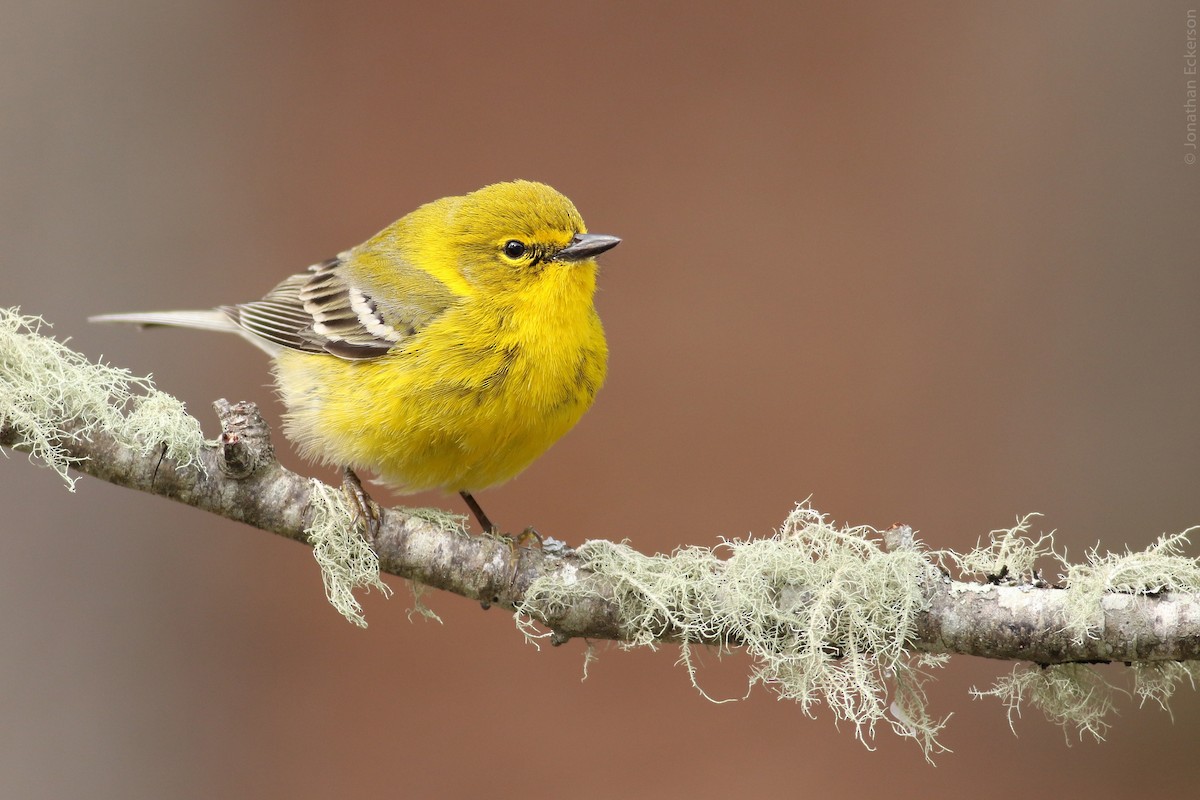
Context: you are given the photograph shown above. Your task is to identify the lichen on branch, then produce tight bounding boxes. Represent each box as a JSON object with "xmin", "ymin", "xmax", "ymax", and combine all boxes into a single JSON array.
[
  {"xmin": 5, "ymin": 306, "xmax": 1200, "ymax": 758},
  {"xmin": 519, "ymin": 506, "xmax": 948, "ymax": 753},
  {"xmin": 0, "ymin": 309, "xmax": 205, "ymax": 486}
]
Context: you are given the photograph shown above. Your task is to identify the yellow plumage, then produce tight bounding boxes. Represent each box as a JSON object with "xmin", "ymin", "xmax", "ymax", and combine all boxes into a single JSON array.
[{"xmin": 92, "ymin": 180, "xmax": 618, "ymax": 530}]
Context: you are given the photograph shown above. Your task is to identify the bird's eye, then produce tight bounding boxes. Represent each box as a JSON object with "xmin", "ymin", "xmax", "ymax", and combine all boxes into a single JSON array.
[{"xmin": 503, "ymin": 240, "xmax": 528, "ymax": 259}]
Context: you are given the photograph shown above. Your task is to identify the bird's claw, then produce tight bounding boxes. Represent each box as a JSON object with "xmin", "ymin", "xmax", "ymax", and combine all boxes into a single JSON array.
[
  {"xmin": 341, "ymin": 467, "xmax": 381, "ymax": 542},
  {"xmin": 510, "ymin": 526, "xmax": 543, "ymax": 551}
]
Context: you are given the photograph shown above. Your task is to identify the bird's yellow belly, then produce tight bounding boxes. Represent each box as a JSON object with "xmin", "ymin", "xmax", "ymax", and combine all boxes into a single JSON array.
[{"xmin": 273, "ymin": 310, "xmax": 606, "ymax": 493}]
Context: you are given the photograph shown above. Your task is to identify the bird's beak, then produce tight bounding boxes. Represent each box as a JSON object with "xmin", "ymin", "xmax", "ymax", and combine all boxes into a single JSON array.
[{"xmin": 555, "ymin": 233, "xmax": 621, "ymax": 262}]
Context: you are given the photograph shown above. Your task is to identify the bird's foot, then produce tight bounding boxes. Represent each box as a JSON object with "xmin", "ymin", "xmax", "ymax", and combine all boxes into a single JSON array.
[{"xmin": 341, "ymin": 467, "xmax": 381, "ymax": 542}]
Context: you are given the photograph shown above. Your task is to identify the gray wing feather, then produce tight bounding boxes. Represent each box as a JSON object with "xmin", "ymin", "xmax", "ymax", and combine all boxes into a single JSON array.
[
  {"xmin": 94, "ymin": 254, "xmax": 451, "ymax": 362},
  {"xmin": 222, "ymin": 256, "xmax": 429, "ymax": 360}
]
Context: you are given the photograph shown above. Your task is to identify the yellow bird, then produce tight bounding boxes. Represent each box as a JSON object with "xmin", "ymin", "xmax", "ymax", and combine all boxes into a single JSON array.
[{"xmin": 92, "ymin": 180, "xmax": 619, "ymax": 533}]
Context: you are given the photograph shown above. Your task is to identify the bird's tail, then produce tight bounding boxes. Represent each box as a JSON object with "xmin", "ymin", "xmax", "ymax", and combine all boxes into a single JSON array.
[
  {"xmin": 89, "ymin": 309, "xmax": 283, "ymax": 356},
  {"xmin": 89, "ymin": 309, "xmax": 238, "ymax": 333}
]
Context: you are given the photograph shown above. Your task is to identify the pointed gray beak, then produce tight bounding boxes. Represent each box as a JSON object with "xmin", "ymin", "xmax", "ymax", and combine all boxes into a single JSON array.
[{"xmin": 555, "ymin": 233, "xmax": 621, "ymax": 262}]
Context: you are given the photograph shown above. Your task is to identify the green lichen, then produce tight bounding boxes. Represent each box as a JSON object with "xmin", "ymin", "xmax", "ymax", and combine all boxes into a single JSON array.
[
  {"xmin": 1062, "ymin": 529, "xmax": 1200, "ymax": 641},
  {"xmin": 948, "ymin": 513, "xmax": 1056, "ymax": 584},
  {"xmin": 523, "ymin": 505, "xmax": 1200, "ymax": 753},
  {"xmin": 1130, "ymin": 661, "xmax": 1200, "ymax": 717},
  {"xmin": 0, "ymin": 308, "xmax": 205, "ymax": 486},
  {"xmin": 972, "ymin": 664, "xmax": 1120, "ymax": 743},
  {"xmin": 520, "ymin": 503, "xmax": 948, "ymax": 756},
  {"xmin": 0, "ymin": 308, "xmax": 392, "ymax": 626},
  {"xmin": 306, "ymin": 480, "xmax": 392, "ymax": 627},
  {"xmin": 406, "ymin": 505, "xmax": 469, "ymax": 534},
  {"xmin": 963, "ymin": 525, "xmax": 1200, "ymax": 739},
  {"xmin": 405, "ymin": 578, "xmax": 443, "ymax": 624}
]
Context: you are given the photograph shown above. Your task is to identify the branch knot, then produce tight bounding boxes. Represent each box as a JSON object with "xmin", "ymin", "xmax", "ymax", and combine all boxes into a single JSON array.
[{"xmin": 214, "ymin": 399, "xmax": 274, "ymax": 478}]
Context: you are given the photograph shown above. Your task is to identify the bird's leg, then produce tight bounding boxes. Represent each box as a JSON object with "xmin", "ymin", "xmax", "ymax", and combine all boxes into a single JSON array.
[
  {"xmin": 458, "ymin": 492, "xmax": 544, "ymax": 612},
  {"xmin": 342, "ymin": 467, "xmax": 381, "ymax": 542},
  {"xmin": 459, "ymin": 490, "xmax": 495, "ymax": 534},
  {"xmin": 459, "ymin": 491, "xmax": 542, "ymax": 549}
]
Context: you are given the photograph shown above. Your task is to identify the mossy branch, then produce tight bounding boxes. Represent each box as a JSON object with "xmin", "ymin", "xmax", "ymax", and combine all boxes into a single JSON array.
[{"xmin": 4, "ymin": 308, "xmax": 1200, "ymax": 756}]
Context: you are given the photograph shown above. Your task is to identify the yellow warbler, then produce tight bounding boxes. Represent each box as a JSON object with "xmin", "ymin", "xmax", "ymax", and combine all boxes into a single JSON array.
[{"xmin": 92, "ymin": 180, "xmax": 619, "ymax": 532}]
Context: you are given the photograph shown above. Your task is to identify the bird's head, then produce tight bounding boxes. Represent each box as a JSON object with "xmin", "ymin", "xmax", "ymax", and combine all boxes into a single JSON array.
[{"xmin": 394, "ymin": 180, "xmax": 620, "ymax": 297}]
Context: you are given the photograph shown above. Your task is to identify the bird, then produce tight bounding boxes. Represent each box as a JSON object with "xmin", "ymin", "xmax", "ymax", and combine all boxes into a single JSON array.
[{"xmin": 92, "ymin": 180, "xmax": 619, "ymax": 536}]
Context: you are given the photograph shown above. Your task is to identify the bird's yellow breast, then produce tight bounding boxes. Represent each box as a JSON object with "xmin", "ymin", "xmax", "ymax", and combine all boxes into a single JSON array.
[{"xmin": 273, "ymin": 264, "xmax": 606, "ymax": 494}]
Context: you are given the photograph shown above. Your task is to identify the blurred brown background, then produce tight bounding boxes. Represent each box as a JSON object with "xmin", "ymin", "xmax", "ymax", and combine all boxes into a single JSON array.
[{"xmin": 3, "ymin": 1, "xmax": 1199, "ymax": 797}]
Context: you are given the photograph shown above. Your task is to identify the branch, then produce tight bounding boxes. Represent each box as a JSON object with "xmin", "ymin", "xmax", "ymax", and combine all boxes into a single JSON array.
[
  {"xmin": 5, "ymin": 307, "xmax": 1200, "ymax": 755},
  {"xmin": 5, "ymin": 398, "xmax": 1200, "ymax": 658}
]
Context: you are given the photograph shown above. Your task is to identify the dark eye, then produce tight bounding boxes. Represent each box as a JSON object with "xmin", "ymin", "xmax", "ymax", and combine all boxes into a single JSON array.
[{"xmin": 503, "ymin": 240, "xmax": 527, "ymax": 259}]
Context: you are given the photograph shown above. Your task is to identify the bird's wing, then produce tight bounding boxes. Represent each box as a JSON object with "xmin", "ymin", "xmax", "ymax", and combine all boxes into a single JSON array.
[{"xmin": 223, "ymin": 255, "xmax": 453, "ymax": 361}]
